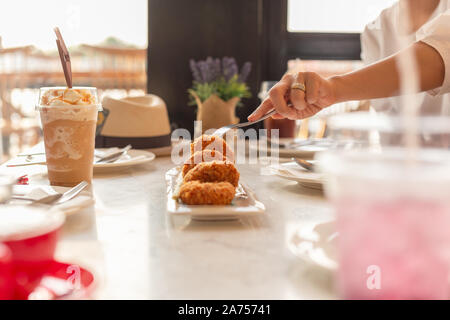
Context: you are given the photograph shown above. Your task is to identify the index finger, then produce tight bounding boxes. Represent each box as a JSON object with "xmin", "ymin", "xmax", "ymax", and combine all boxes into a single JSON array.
[{"xmin": 248, "ymin": 98, "xmax": 274, "ymax": 121}]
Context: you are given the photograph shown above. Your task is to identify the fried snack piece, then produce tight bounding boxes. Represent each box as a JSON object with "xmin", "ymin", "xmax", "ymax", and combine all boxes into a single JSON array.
[
  {"xmin": 182, "ymin": 149, "xmax": 232, "ymax": 177},
  {"xmin": 179, "ymin": 181, "xmax": 236, "ymax": 205},
  {"xmin": 183, "ymin": 160, "xmax": 240, "ymax": 187},
  {"xmin": 190, "ymin": 135, "xmax": 234, "ymax": 162}
]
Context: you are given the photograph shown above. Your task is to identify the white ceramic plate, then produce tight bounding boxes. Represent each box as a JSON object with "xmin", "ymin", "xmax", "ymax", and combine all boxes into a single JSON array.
[
  {"xmin": 94, "ymin": 149, "xmax": 156, "ymax": 172},
  {"xmin": 270, "ymin": 162, "xmax": 324, "ymax": 190},
  {"xmin": 7, "ymin": 149, "xmax": 156, "ymax": 172},
  {"xmin": 12, "ymin": 185, "xmax": 94, "ymax": 216},
  {"xmin": 251, "ymin": 138, "xmax": 331, "ymax": 159},
  {"xmin": 287, "ymin": 220, "xmax": 338, "ymax": 271},
  {"xmin": 165, "ymin": 167, "xmax": 266, "ymax": 220}
]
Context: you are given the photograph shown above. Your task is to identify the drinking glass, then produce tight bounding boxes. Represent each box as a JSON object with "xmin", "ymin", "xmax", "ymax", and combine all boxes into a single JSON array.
[{"xmin": 318, "ymin": 112, "xmax": 450, "ymax": 299}]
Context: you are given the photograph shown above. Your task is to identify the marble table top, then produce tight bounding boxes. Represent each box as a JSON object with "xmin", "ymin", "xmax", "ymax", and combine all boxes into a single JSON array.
[{"xmin": 1, "ymin": 149, "xmax": 337, "ymax": 299}]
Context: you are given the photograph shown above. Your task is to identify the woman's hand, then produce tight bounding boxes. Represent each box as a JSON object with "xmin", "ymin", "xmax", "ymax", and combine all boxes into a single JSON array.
[
  {"xmin": 248, "ymin": 72, "xmax": 338, "ymax": 121},
  {"xmin": 247, "ymin": 41, "xmax": 446, "ymax": 122}
]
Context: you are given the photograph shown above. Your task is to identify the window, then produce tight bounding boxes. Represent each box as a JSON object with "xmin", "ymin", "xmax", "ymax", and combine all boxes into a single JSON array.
[
  {"xmin": 280, "ymin": 0, "xmax": 397, "ymax": 61},
  {"xmin": 265, "ymin": 0, "xmax": 391, "ymax": 64},
  {"xmin": 288, "ymin": 0, "xmax": 397, "ymax": 33},
  {"xmin": 0, "ymin": 0, "xmax": 147, "ymax": 51}
]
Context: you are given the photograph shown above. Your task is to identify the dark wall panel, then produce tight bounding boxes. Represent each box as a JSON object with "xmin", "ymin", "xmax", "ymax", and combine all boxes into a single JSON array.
[{"xmin": 148, "ymin": 0, "xmax": 265, "ymax": 133}]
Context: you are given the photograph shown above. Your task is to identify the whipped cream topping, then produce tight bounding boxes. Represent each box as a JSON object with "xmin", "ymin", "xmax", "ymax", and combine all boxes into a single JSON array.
[{"xmin": 41, "ymin": 88, "xmax": 97, "ymax": 106}]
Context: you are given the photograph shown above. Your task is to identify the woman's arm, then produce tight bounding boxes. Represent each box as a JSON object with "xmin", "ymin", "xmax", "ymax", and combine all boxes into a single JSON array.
[
  {"xmin": 332, "ymin": 41, "xmax": 445, "ymax": 103},
  {"xmin": 248, "ymin": 41, "xmax": 445, "ymax": 121}
]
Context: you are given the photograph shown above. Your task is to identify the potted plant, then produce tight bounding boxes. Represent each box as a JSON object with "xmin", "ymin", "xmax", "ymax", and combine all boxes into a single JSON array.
[{"xmin": 189, "ymin": 57, "xmax": 251, "ymax": 132}]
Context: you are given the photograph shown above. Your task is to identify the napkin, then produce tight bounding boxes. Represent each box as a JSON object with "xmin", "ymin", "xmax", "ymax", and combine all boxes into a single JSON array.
[{"xmin": 12, "ymin": 185, "xmax": 95, "ymax": 216}]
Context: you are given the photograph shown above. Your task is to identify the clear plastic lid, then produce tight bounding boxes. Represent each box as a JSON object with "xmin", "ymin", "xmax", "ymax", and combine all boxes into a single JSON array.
[
  {"xmin": 317, "ymin": 112, "xmax": 450, "ymax": 186},
  {"xmin": 36, "ymin": 87, "xmax": 102, "ymax": 111}
]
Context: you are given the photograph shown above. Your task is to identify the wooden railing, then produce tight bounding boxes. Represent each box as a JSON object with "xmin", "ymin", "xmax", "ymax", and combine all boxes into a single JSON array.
[{"xmin": 0, "ymin": 44, "xmax": 147, "ymax": 160}]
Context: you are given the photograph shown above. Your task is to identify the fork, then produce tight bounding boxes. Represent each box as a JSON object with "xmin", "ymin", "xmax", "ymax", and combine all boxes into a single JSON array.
[
  {"xmin": 212, "ymin": 110, "xmax": 277, "ymax": 137},
  {"xmin": 292, "ymin": 158, "xmax": 315, "ymax": 172},
  {"xmin": 11, "ymin": 181, "xmax": 89, "ymax": 205},
  {"xmin": 12, "ymin": 193, "xmax": 63, "ymax": 205},
  {"xmin": 95, "ymin": 145, "xmax": 132, "ymax": 163}
]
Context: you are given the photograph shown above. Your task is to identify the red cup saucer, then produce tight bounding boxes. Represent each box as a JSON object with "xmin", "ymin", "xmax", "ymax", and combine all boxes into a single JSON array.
[{"xmin": 15, "ymin": 260, "xmax": 96, "ymax": 300}]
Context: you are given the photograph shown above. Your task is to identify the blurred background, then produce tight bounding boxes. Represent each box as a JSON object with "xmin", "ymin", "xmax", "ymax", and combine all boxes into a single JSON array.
[
  {"xmin": 0, "ymin": 0, "xmax": 147, "ymax": 159},
  {"xmin": 0, "ymin": 0, "xmax": 396, "ymax": 161}
]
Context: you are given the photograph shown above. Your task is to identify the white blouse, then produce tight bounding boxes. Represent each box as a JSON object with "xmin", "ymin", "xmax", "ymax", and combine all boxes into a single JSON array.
[{"xmin": 361, "ymin": 0, "xmax": 450, "ymax": 115}]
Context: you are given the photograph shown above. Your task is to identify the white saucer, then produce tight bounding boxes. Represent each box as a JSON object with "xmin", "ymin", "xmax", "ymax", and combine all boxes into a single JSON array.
[
  {"xmin": 94, "ymin": 149, "xmax": 156, "ymax": 172},
  {"xmin": 270, "ymin": 162, "xmax": 324, "ymax": 190},
  {"xmin": 12, "ymin": 184, "xmax": 94, "ymax": 216},
  {"xmin": 287, "ymin": 220, "xmax": 338, "ymax": 272},
  {"xmin": 251, "ymin": 138, "xmax": 331, "ymax": 159}
]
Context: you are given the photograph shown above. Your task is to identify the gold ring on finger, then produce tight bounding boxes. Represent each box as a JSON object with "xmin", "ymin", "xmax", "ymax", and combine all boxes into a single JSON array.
[{"xmin": 291, "ymin": 82, "xmax": 306, "ymax": 92}]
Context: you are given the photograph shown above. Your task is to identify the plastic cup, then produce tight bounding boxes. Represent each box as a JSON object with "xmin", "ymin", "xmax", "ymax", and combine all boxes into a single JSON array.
[
  {"xmin": 319, "ymin": 113, "xmax": 450, "ymax": 300},
  {"xmin": 37, "ymin": 87, "xmax": 101, "ymax": 187}
]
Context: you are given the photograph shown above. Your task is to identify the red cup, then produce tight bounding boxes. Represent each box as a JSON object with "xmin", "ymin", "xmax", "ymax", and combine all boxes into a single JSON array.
[
  {"xmin": 0, "ymin": 205, "xmax": 65, "ymax": 300},
  {"xmin": 264, "ymin": 118, "xmax": 297, "ymax": 138}
]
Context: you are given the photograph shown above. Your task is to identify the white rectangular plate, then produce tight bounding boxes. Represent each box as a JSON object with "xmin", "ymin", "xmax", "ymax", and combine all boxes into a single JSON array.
[{"xmin": 166, "ymin": 167, "xmax": 266, "ymax": 218}]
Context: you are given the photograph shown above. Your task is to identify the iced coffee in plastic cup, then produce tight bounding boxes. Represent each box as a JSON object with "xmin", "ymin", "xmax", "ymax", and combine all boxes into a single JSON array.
[{"xmin": 37, "ymin": 87, "xmax": 101, "ymax": 187}]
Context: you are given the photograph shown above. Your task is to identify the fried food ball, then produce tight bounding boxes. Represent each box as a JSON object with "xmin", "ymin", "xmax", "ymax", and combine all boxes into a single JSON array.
[
  {"xmin": 182, "ymin": 149, "xmax": 233, "ymax": 177},
  {"xmin": 190, "ymin": 135, "xmax": 234, "ymax": 162},
  {"xmin": 183, "ymin": 161, "xmax": 240, "ymax": 187},
  {"xmin": 179, "ymin": 181, "xmax": 236, "ymax": 205}
]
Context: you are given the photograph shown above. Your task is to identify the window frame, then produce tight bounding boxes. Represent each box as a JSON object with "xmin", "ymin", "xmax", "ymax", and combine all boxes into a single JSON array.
[
  {"xmin": 267, "ymin": 0, "xmax": 362, "ymax": 62},
  {"xmin": 286, "ymin": 32, "xmax": 361, "ymax": 60}
]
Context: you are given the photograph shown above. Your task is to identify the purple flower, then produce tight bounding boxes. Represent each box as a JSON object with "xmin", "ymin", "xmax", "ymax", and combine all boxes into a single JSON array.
[
  {"xmin": 203, "ymin": 57, "xmax": 217, "ymax": 82},
  {"xmin": 238, "ymin": 62, "xmax": 252, "ymax": 83},
  {"xmin": 211, "ymin": 58, "xmax": 221, "ymax": 81},
  {"xmin": 189, "ymin": 56, "xmax": 251, "ymax": 83},
  {"xmin": 190, "ymin": 59, "xmax": 202, "ymax": 82},
  {"xmin": 198, "ymin": 61, "xmax": 211, "ymax": 83},
  {"xmin": 222, "ymin": 57, "xmax": 238, "ymax": 81}
]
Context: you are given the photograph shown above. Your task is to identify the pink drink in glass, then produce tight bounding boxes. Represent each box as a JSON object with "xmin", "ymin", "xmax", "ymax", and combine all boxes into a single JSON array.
[
  {"xmin": 319, "ymin": 147, "xmax": 450, "ymax": 300},
  {"xmin": 335, "ymin": 198, "xmax": 450, "ymax": 299}
]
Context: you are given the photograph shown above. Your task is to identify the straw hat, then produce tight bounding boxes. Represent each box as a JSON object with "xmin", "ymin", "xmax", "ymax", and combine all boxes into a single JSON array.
[{"xmin": 96, "ymin": 95, "xmax": 171, "ymax": 149}]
